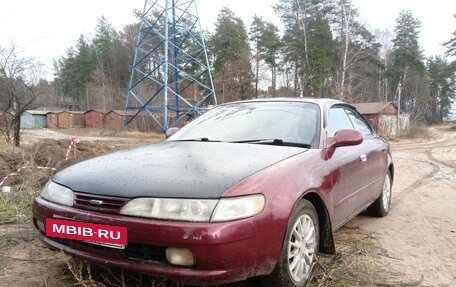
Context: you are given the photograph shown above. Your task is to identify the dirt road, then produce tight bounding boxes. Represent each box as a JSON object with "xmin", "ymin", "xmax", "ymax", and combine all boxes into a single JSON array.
[
  {"xmin": 355, "ymin": 126, "xmax": 456, "ymax": 286},
  {"xmin": 21, "ymin": 128, "xmax": 151, "ymax": 143},
  {"xmin": 1, "ymin": 126, "xmax": 455, "ymax": 286}
]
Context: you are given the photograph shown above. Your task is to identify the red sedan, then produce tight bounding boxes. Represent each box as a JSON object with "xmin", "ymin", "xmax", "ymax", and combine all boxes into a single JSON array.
[{"xmin": 32, "ymin": 98, "xmax": 393, "ymax": 286}]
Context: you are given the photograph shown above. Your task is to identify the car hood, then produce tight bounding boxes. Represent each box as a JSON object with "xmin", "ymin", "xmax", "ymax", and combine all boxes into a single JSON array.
[{"xmin": 52, "ymin": 141, "xmax": 306, "ymax": 198}]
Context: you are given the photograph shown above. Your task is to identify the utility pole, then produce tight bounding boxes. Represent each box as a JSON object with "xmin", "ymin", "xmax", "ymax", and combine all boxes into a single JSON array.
[{"xmin": 396, "ymin": 82, "xmax": 402, "ymax": 137}]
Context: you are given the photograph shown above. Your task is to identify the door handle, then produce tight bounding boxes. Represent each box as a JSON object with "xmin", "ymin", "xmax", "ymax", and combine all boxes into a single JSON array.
[{"xmin": 360, "ymin": 153, "xmax": 367, "ymax": 162}]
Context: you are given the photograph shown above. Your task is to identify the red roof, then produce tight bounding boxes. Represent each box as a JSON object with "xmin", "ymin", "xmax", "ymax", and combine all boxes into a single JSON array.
[{"xmin": 352, "ymin": 102, "xmax": 397, "ymax": 115}]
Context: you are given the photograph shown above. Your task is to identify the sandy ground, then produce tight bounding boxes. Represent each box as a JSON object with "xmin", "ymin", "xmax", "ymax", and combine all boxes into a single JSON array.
[
  {"xmin": 354, "ymin": 126, "xmax": 456, "ymax": 287},
  {"xmin": 20, "ymin": 128, "xmax": 152, "ymax": 143},
  {"xmin": 0, "ymin": 126, "xmax": 455, "ymax": 287}
]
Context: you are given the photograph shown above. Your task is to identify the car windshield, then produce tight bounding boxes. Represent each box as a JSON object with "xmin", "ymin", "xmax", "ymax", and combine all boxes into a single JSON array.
[{"xmin": 170, "ymin": 101, "xmax": 321, "ymax": 147}]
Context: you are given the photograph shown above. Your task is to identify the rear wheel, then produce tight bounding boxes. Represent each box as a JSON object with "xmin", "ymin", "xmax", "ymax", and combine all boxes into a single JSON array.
[
  {"xmin": 263, "ymin": 199, "xmax": 319, "ymax": 287},
  {"xmin": 367, "ymin": 170, "xmax": 392, "ymax": 217}
]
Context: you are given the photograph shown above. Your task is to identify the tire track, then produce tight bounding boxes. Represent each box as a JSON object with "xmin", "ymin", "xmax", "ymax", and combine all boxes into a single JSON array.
[
  {"xmin": 418, "ymin": 149, "xmax": 456, "ymax": 250},
  {"xmin": 403, "ymin": 149, "xmax": 440, "ymax": 194},
  {"xmin": 393, "ymin": 146, "xmax": 455, "ymax": 208},
  {"xmin": 392, "ymin": 148, "xmax": 441, "ymax": 207},
  {"xmin": 425, "ymin": 149, "xmax": 456, "ymax": 171}
]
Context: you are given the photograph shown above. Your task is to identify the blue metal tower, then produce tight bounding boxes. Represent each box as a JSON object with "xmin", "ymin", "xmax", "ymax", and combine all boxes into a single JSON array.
[{"xmin": 123, "ymin": 0, "xmax": 217, "ymax": 132}]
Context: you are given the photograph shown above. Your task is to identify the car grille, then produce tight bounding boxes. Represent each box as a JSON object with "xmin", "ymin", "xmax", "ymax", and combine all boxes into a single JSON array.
[
  {"xmin": 51, "ymin": 237, "xmax": 168, "ymax": 265},
  {"xmin": 124, "ymin": 243, "xmax": 167, "ymax": 263},
  {"xmin": 73, "ymin": 193, "xmax": 129, "ymax": 214}
]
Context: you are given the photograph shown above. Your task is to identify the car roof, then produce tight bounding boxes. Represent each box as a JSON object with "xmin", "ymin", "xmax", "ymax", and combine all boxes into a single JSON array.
[{"xmin": 222, "ymin": 97, "xmax": 347, "ymax": 109}]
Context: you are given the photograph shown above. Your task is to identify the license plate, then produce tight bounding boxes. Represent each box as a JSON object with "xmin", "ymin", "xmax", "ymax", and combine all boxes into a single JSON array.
[{"xmin": 46, "ymin": 218, "xmax": 127, "ymax": 246}]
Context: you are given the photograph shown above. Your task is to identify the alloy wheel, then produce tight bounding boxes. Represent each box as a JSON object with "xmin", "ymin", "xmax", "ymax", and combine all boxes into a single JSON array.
[{"xmin": 287, "ymin": 214, "xmax": 317, "ymax": 282}]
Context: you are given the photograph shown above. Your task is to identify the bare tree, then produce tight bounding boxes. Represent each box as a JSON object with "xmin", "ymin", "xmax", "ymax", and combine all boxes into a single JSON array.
[
  {"xmin": 338, "ymin": 0, "xmax": 353, "ymax": 100},
  {"xmin": 374, "ymin": 29, "xmax": 393, "ymax": 101},
  {"xmin": 0, "ymin": 42, "xmax": 39, "ymax": 146},
  {"xmin": 296, "ymin": 0, "xmax": 310, "ymax": 70}
]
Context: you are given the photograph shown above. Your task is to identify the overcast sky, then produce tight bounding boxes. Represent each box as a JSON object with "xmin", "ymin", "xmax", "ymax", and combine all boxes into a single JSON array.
[{"xmin": 1, "ymin": 0, "xmax": 455, "ymax": 80}]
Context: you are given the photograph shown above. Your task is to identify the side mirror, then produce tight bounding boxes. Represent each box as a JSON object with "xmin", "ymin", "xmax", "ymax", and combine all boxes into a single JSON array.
[
  {"xmin": 165, "ymin": 127, "xmax": 179, "ymax": 138},
  {"xmin": 327, "ymin": 129, "xmax": 363, "ymax": 149}
]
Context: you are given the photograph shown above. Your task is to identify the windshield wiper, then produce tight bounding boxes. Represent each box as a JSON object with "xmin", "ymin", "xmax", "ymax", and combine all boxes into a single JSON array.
[
  {"xmin": 173, "ymin": 137, "xmax": 221, "ymax": 142},
  {"xmin": 231, "ymin": 139, "xmax": 311, "ymax": 148}
]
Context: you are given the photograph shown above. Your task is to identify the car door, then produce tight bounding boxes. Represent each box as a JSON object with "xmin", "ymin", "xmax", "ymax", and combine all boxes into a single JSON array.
[
  {"xmin": 326, "ymin": 105, "xmax": 373, "ymax": 228},
  {"xmin": 345, "ymin": 108, "xmax": 389, "ymax": 204}
]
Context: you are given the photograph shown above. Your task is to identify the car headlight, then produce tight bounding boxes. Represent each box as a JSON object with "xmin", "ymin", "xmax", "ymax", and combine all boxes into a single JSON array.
[
  {"xmin": 211, "ymin": 194, "xmax": 265, "ymax": 222},
  {"xmin": 120, "ymin": 194, "xmax": 265, "ymax": 222},
  {"xmin": 40, "ymin": 181, "xmax": 74, "ymax": 206},
  {"xmin": 120, "ymin": 198, "xmax": 218, "ymax": 222}
]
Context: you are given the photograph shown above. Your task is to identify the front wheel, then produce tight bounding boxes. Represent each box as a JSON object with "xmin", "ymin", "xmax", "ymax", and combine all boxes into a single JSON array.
[
  {"xmin": 367, "ymin": 170, "xmax": 392, "ymax": 217},
  {"xmin": 263, "ymin": 199, "xmax": 319, "ymax": 287}
]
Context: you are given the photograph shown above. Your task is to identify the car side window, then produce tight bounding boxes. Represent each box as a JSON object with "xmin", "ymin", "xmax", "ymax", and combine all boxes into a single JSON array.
[
  {"xmin": 345, "ymin": 108, "xmax": 374, "ymax": 138},
  {"xmin": 327, "ymin": 107, "xmax": 354, "ymax": 136}
]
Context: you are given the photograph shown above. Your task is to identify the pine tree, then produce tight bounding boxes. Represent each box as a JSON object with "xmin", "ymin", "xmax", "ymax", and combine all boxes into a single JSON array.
[
  {"xmin": 274, "ymin": 0, "xmax": 336, "ymax": 97},
  {"xmin": 306, "ymin": 13, "xmax": 337, "ymax": 97},
  {"xmin": 209, "ymin": 7, "xmax": 254, "ymax": 102},
  {"xmin": 443, "ymin": 15, "xmax": 456, "ymax": 57},
  {"xmin": 249, "ymin": 17, "xmax": 281, "ymax": 97},
  {"xmin": 391, "ymin": 10, "xmax": 425, "ymax": 116},
  {"xmin": 426, "ymin": 57, "xmax": 456, "ymax": 122},
  {"xmin": 93, "ymin": 15, "xmax": 116, "ymax": 73},
  {"xmin": 261, "ymin": 22, "xmax": 282, "ymax": 97},
  {"xmin": 392, "ymin": 10, "xmax": 423, "ymax": 72},
  {"xmin": 250, "ymin": 16, "xmax": 266, "ymax": 98}
]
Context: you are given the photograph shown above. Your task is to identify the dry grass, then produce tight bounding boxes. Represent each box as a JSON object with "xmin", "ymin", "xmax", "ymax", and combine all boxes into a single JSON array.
[
  {"xmin": 0, "ymin": 189, "xmax": 35, "ymax": 223},
  {"xmin": 0, "ymin": 139, "xmax": 121, "ymax": 224},
  {"xmin": 445, "ymin": 124, "xmax": 456, "ymax": 131},
  {"xmin": 400, "ymin": 122, "xmax": 430, "ymax": 139},
  {"xmin": 0, "ymin": 141, "xmax": 55, "ymax": 223},
  {"xmin": 387, "ymin": 122, "xmax": 432, "ymax": 144},
  {"xmin": 310, "ymin": 224, "xmax": 382, "ymax": 287},
  {"xmin": 311, "ymin": 223, "xmax": 426, "ymax": 287},
  {"xmin": 65, "ymin": 257, "xmax": 186, "ymax": 287},
  {"xmin": 0, "ymin": 167, "xmax": 53, "ymax": 223},
  {"xmin": 0, "ymin": 139, "xmax": 15, "ymax": 153},
  {"xmin": 57, "ymin": 223, "xmax": 395, "ymax": 287}
]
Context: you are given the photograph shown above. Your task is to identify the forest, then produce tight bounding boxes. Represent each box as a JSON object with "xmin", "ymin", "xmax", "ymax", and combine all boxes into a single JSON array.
[{"xmin": 1, "ymin": 0, "xmax": 456, "ymax": 140}]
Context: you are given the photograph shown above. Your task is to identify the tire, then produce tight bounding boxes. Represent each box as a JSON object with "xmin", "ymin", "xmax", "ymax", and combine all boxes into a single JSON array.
[
  {"xmin": 367, "ymin": 170, "xmax": 392, "ymax": 217},
  {"xmin": 263, "ymin": 199, "xmax": 319, "ymax": 287}
]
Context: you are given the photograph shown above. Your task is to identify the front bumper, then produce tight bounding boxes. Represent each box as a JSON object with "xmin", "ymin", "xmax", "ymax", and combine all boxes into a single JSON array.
[{"xmin": 32, "ymin": 196, "xmax": 264, "ymax": 284}]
